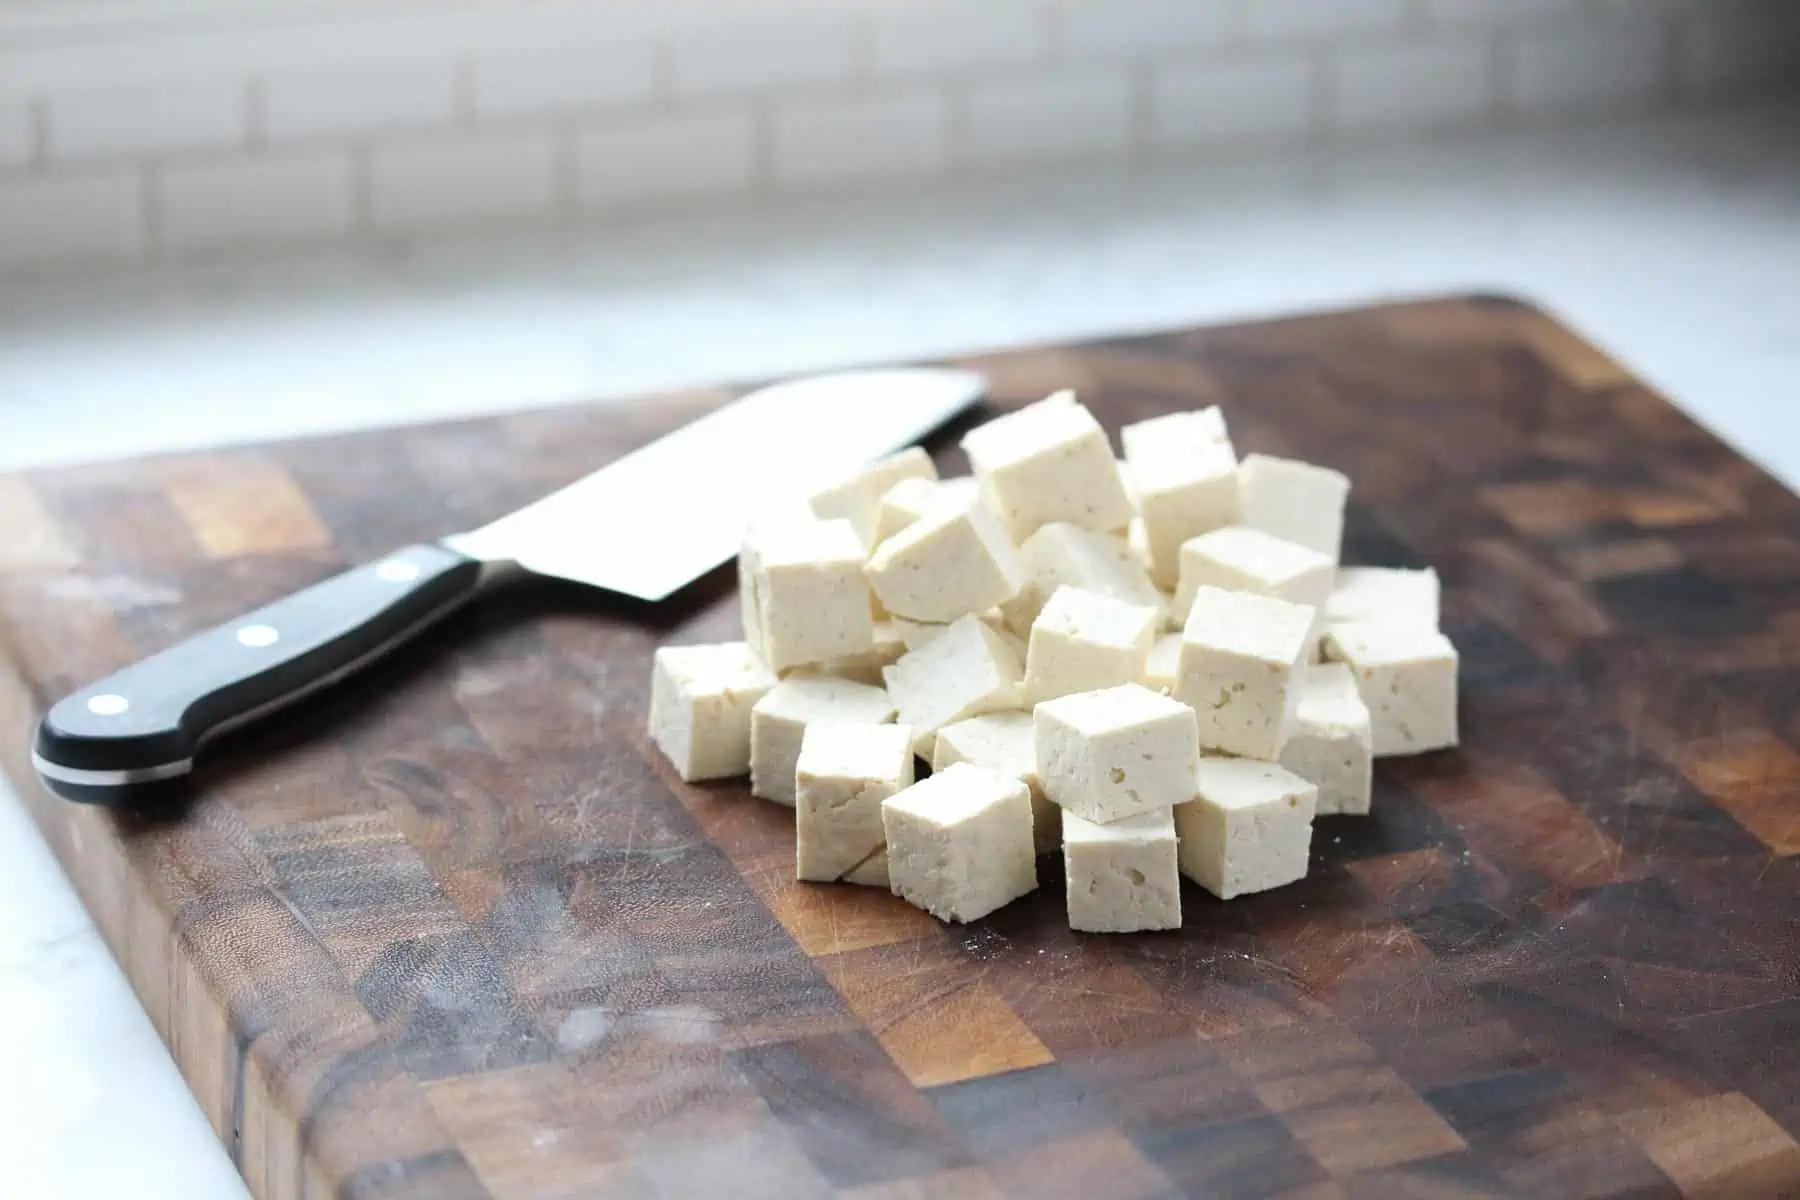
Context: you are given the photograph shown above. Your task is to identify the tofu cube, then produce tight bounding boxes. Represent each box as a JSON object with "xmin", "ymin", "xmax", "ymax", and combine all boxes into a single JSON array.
[
  {"xmin": 1326, "ymin": 566, "xmax": 1440, "ymax": 629},
  {"xmin": 1278, "ymin": 663, "xmax": 1374, "ymax": 815},
  {"xmin": 865, "ymin": 490, "xmax": 1024, "ymax": 623},
  {"xmin": 741, "ymin": 518, "xmax": 875, "ymax": 671},
  {"xmin": 883, "ymin": 613, "xmax": 1024, "ymax": 757},
  {"xmin": 934, "ymin": 476, "xmax": 982, "ymax": 507},
  {"xmin": 1062, "ymin": 808, "xmax": 1181, "ymax": 933},
  {"xmin": 1173, "ymin": 525, "xmax": 1335, "ymax": 626},
  {"xmin": 1035, "ymin": 683, "xmax": 1201, "ymax": 825},
  {"xmin": 1127, "ymin": 517, "xmax": 1151, "ymax": 569},
  {"xmin": 870, "ymin": 476, "xmax": 941, "ymax": 547},
  {"xmin": 841, "ymin": 848, "xmax": 889, "ymax": 888},
  {"xmin": 648, "ymin": 642, "xmax": 778, "ymax": 781},
  {"xmin": 961, "ymin": 391, "xmax": 1134, "ymax": 542},
  {"xmin": 1238, "ymin": 453, "xmax": 1351, "ymax": 561},
  {"xmin": 1025, "ymin": 586, "xmax": 1158, "ymax": 705},
  {"xmin": 1133, "ymin": 443, "xmax": 1241, "ymax": 590},
  {"xmin": 1000, "ymin": 522, "xmax": 1163, "ymax": 636},
  {"xmin": 1121, "ymin": 407, "xmax": 1234, "ymax": 463},
  {"xmin": 807, "ymin": 620, "xmax": 908, "ymax": 687},
  {"xmin": 1175, "ymin": 586, "xmax": 1313, "ymax": 760},
  {"xmin": 796, "ymin": 723, "xmax": 915, "ymax": 882},
  {"xmin": 932, "ymin": 711, "xmax": 1059, "ymax": 855},
  {"xmin": 750, "ymin": 676, "xmax": 896, "ymax": 805},
  {"xmin": 809, "ymin": 446, "xmax": 938, "ymax": 547},
  {"xmin": 883, "ymin": 763, "xmax": 1038, "ymax": 923},
  {"xmin": 1324, "ymin": 622, "xmax": 1459, "ymax": 756},
  {"xmin": 1143, "ymin": 633, "xmax": 1182, "ymax": 693},
  {"xmin": 1177, "ymin": 757, "xmax": 1317, "ymax": 899},
  {"xmin": 737, "ymin": 549, "xmax": 765, "ymax": 660},
  {"xmin": 890, "ymin": 609, "xmax": 1014, "ymax": 653}
]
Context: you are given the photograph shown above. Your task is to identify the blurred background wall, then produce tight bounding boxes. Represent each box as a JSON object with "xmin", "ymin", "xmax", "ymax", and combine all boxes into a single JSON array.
[{"xmin": 3, "ymin": 0, "xmax": 1797, "ymax": 278}]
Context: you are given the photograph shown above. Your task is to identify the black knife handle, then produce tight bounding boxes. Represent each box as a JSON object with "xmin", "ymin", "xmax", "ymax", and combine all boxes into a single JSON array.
[{"xmin": 32, "ymin": 544, "xmax": 484, "ymax": 805}]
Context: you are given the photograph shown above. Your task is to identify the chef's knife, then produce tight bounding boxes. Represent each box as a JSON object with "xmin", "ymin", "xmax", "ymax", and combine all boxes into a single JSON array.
[{"xmin": 33, "ymin": 367, "xmax": 985, "ymax": 804}]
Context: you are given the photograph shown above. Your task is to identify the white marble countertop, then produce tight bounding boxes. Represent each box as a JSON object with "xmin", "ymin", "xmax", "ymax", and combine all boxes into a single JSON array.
[{"xmin": 1, "ymin": 100, "xmax": 1796, "ymax": 1197}]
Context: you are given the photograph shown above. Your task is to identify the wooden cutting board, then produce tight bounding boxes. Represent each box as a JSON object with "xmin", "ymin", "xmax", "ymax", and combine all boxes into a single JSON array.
[{"xmin": 4, "ymin": 295, "xmax": 1800, "ymax": 1200}]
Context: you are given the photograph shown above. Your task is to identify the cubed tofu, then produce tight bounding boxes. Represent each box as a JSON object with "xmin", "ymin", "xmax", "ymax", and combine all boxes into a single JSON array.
[
  {"xmin": 841, "ymin": 848, "xmax": 889, "ymax": 888},
  {"xmin": 1238, "ymin": 453, "xmax": 1350, "ymax": 561},
  {"xmin": 1143, "ymin": 633, "xmax": 1182, "ymax": 693},
  {"xmin": 1035, "ymin": 683, "xmax": 1201, "ymax": 825},
  {"xmin": 1024, "ymin": 586, "xmax": 1158, "ymax": 705},
  {"xmin": 961, "ymin": 391, "xmax": 1134, "ymax": 542},
  {"xmin": 1062, "ymin": 808, "xmax": 1181, "ymax": 933},
  {"xmin": 872, "ymin": 477, "xmax": 985, "ymax": 548},
  {"xmin": 749, "ymin": 676, "xmax": 897, "ymax": 805},
  {"xmin": 737, "ymin": 548, "xmax": 765, "ymax": 660},
  {"xmin": 806, "ymin": 620, "xmax": 908, "ymax": 686},
  {"xmin": 1127, "ymin": 517, "xmax": 1151, "ymax": 570},
  {"xmin": 1176, "ymin": 758, "xmax": 1317, "ymax": 899},
  {"xmin": 1175, "ymin": 586, "xmax": 1313, "ymax": 760},
  {"xmin": 870, "ymin": 476, "xmax": 941, "ymax": 548},
  {"xmin": 883, "ymin": 613, "xmax": 1024, "ymax": 757},
  {"xmin": 809, "ymin": 446, "xmax": 938, "ymax": 547},
  {"xmin": 935, "ymin": 476, "xmax": 982, "ymax": 507},
  {"xmin": 741, "ymin": 518, "xmax": 876, "ymax": 671},
  {"xmin": 932, "ymin": 711, "xmax": 1059, "ymax": 855},
  {"xmin": 1324, "ymin": 622, "xmax": 1459, "ymax": 756},
  {"xmin": 999, "ymin": 522, "xmax": 1163, "ymax": 636},
  {"xmin": 1173, "ymin": 525, "xmax": 1335, "ymax": 626},
  {"xmin": 648, "ymin": 642, "xmax": 778, "ymax": 781},
  {"xmin": 1278, "ymin": 663, "xmax": 1374, "ymax": 815},
  {"xmin": 1133, "ymin": 443, "xmax": 1241, "ymax": 590},
  {"xmin": 1326, "ymin": 566, "xmax": 1440, "ymax": 628},
  {"xmin": 865, "ymin": 490, "xmax": 1024, "ymax": 623},
  {"xmin": 1121, "ymin": 407, "xmax": 1233, "ymax": 463},
  {"xmin": 796, "ymin": 722, "xmax": 915, "ymax": 882},
  {"xmin": 891, "ymin": 609, "xmax": 1010, "ymax": 652},
  {"xmin": 883, "ymin": 763, "xmax": 1038, "ymax": 923}
]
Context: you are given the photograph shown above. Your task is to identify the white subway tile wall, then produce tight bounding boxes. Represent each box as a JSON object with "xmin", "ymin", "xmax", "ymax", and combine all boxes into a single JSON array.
[
  {"xmin": 264, "ymin": 64, "xmax": 456, "ymax": 141},
  {"xmin": 1508, "ymin": 19, "xmax": 1671, "ymax": 116},
  {"xmin": 575, "ymin": 112, "xmax": 756, "ymax": 211},
  {"xmin": 370, "ymin": 131, "xmax": 557, "ymax": 228},
  {"xmin": 1058, "ymin": 0, "xmax": 1225, "ymax": 56},
  {"xmin": 1419, "ymin": 0, "xmax": 1576, "ymax": 25},
  {"xmin": 1233, "ymin": 0, "xmax": 1410, "ymax": 41},
  {"xmin": 774, "ymin": 89, "xmax": 948, "ymax": 189},
  {"xmin": 159, "ymin": 152, "xmax": 354, "ymax": 249},
  {"xmin": 0, "ymin": 174, "xmax": 142, "ymax": 267},
  {"xmin": 0, "ymin": 0, "xmax": 1793, "ymax": 273},
  {"xmin": 0, "ymin": 106, "xmax": 31, "ymax": 168},
  {"xmin": 965, "ymin": 69, "xmax": 1133, "ymax": 166},
  {"xmin": 473, "ymin": 42, "xmax": 657, "ymax": 119},
  {"xmin": 1334, "ymin": 38, "xmax": 1495, "ymax": 133},
  {"xmin": 1153, "ymin": 56, "xmax": 1315, "ymax": 148},
  {"xmin": 670, "ymin": 22, "xmax": 856, "ymax": 98},
  {"xmin": 873, "ymin": 3, "xmax": 1049, "ymax": 78},
  {"xmin": 1678, "ymin": 2, "xmax": 1800, "ymax": 100},
  {"xmin": 49, "ymin": 84, "xmax": 247, "ymax": 160}
]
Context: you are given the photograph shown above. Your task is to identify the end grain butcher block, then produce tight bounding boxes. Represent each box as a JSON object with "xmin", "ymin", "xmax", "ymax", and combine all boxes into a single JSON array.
[{"xmin": 4, "ymin": 296, "xmax": 1800, "ymax": 1200}]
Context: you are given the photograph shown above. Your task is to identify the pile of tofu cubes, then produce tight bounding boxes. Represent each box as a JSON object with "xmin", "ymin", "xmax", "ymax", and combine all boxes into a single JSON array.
[{"xmin": 649, "ymin": 391, "xmax": 1457, "ymax": 933}]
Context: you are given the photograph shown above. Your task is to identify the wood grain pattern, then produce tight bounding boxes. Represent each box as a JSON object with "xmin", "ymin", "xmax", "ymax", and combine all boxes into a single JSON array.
[{"xmin": 3, "ymin": 295, "xmax": 1799, "ymax": 1198}]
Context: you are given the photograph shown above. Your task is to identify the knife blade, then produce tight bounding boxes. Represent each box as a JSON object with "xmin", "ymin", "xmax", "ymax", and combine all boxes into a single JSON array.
[{"xmin": 32, "ymin": 367, "xmax": 985, "ymax": 804}]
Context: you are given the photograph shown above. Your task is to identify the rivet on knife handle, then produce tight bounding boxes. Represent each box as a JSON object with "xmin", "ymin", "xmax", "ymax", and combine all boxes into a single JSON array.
[{"xmin": 32, "ymin": 544, "xmax": 482, "ymax": 805}]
